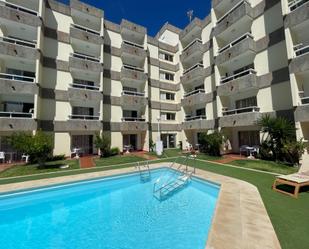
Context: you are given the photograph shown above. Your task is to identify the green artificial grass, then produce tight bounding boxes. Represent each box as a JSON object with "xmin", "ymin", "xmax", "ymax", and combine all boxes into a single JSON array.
[{"xmin": 95, "ymin": 155, "xmax": 146, "ymax": 167}]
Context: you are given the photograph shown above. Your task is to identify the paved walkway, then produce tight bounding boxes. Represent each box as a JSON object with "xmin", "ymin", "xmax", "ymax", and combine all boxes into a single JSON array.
[{"xmin": 79, "ymin": 156, "xmax": 95, "ymax": 168}]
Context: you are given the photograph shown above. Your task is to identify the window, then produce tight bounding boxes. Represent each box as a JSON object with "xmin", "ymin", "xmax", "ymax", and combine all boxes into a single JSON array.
[
  {"xmin": 161, "ymin": 112, "xmax": 176, "ymax": 121},
  {"xmin": 195, "ymin": 84, "xmax": 204, "ymax": 91},
  {"xmin": 159, "ymin": 52, "xmax": 173, "ymax": 62},
  {"xmin": 239, "ymin": 131, "xmax": 260, "ymax": 147},
  {"xmin": 236, "ymin": 96, "xmax": 257, "ymax": 109},
  {"xmin": 72, "ymin": 107, "xmax": 93, "ymax": 116},
  {"xmin": 160, "ymin": 71, "xmax": 174, "ymax": 81},
  {"xmin": 160, "ymin": 91, "xmax": 175, "ymax": 101},
  {"xmin": 73, "ymin": 79, "xmax": 94, "ymax": 86},
  {"xmin": 196, "ymin": 108, "xmax": 206, "ymax": 116}
]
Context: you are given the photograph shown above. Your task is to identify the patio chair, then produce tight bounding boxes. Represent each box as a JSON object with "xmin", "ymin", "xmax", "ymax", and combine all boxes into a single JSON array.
[
  {"xmin": 0, "ymin": 151, "xmax": 5, "ymax": 163},
  {"xmin": 239, "ymin": 145, "xmax": 249, "ymax": 156},
  {"xmin": 272, "ymin": 164, "xmax": 309, "ymax": 198},
  {"xmin": 21, "ymin": 154, "xmax": 30, "ymax": 163}
]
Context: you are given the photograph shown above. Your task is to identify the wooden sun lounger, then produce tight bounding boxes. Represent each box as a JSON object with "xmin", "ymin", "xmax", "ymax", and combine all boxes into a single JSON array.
[{"xmin": 272, "ymin": 172, "xmax": 309, "ymax": 198}]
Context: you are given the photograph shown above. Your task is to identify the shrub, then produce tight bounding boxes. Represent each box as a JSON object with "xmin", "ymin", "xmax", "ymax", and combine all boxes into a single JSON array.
[
  {"xmin": 94, "ymin": 133, "xmax": 111, "ymax": 157},
  {"xmin": 9, "ymin": 131, "xmax": 53, "ymax": 168},
  {"xmin": 199, "ymin": 131, "xmax": 225, "ymax": 157},
  {"xmin": 110, "ymin": 147, "xmax": 120, "ymax": 156},
  {"xmin": 47, "ymin": 154, "xmax": 66, "ymax": 162}
]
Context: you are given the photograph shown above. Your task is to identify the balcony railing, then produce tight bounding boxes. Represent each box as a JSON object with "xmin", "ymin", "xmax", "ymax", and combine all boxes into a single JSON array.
[
  {"xmin": 71, "ymin": 24, "xmax": 101, "ymax": 36},
  {"xmin": 220, "ymin": 68, "xmax": 256, "ymax": 84},
  {"xmin": 222, "ymin": 106, "xmax": 260, "ymax": 116},
  {"xmin": 185, "ymin": 115, "xmax": 207, "ymax": 121},
  {"xmin": 121, "ymin": 117, "xmax": 146, "ymax": 122},
  {"xmin": 289, "ymin": 0, "xmax": 309, "ymax": 12},
  {"xmin": 69, "ymin": 115, "xmax": 100, "ymax": 120},
  {"xmin": 184, "ymin": 89, "xmax": 205, "ymax": 98},
  {"xmin": 0, "ymin": 1, "xmax": 38, "ymax": 16},
  {"xmin": 122, "ymin": 90, "xmax": 145, "ymax": 97},
  {"xmin": 0, "ymin": 111, "xmax": 33, "ymax": 118},
  {"xmin": 183, "ymin": 38, "xmax": 202, "ymax": 53},
  {"xmin": 300, "ymin": 96, "xmax": 309, "ymax": 105},
  {"xmin": 183, "ymin": 63, "xmax": 204, "ymax": 75},
  {"xmin": 70, "ymin": 83, "xmax": 100, "ymax": 91},
  {"xmin": 123, "ymin": 64, "xmax": 144, "ymax": 73},
  {"xmin": 0, "ymin": 36, "xmax": 36, "ymax": 48},
  {"xmin": 71, "ymin": 53, "xmax": 100, "ymax": 63},
  {"xmin": 216, "ymin": 0, "xmax": 249, "ymax": 24},
  {"xmin": 123, "ymin": 40, "xmax": 144, "ymax": 49},
  {"xmin": 218, "ymin": 33, "xmax": 253, "ymax": 54},
  {"xmin": 294, "ymin": 43, "xmax": 309, "ymax": 57},
  {"xmin": 0, "ymin": 73, "xmax": 35, "ymax": 83}
]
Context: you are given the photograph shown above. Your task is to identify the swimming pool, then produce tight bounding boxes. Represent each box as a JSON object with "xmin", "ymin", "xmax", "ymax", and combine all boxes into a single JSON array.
[{"xmin": 0, "ymin": 168, "xmax": 220, "ymax": 249}]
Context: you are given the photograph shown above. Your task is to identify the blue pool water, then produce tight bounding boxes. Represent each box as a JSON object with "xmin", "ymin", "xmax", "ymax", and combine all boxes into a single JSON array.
[{"xmin": 0, "ymin": 168, "xmax": 219, "ymax": 249}]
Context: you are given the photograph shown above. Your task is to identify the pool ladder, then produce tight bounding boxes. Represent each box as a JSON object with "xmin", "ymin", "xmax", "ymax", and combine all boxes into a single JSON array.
[
  {"xmin": 136, "ymin": 161, "xmax": 151, "ymax": 182},
  {"xmin": 153, "ymin": 154, "xmax": 196, "ymax": 200}
]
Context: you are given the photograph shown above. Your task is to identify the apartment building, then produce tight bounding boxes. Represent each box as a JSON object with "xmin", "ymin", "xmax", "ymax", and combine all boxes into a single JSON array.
[{"xmin": 0, "ymin": 0, "xmax": 307, "ymax": 157}]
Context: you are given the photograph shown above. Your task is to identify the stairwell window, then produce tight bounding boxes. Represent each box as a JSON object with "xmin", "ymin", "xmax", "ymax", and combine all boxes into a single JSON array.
[
  {"xmin": 160, "ymin": 71, "xmax": 174, "ymax": 81},
  {"xmin": 161, "ymin": 112, "xmax": 176, "ymax": 121},
  {"xmin": 159, "ymin": 51, "xmax": 173, "ymax": 62},
  {"xmin": 160, "ymin": 91, "xmax": 175, "ymax": 101}
]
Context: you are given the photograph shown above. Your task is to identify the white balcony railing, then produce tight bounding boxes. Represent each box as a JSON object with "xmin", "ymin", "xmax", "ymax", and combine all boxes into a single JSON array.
[
  {"xmin": 0, "ymin": 73, "xmax": 35, "ymax": 83},
  {"xmin": 216, "ymin": 0, "xmax": 249, "ymax": 24},
  {"xmin": 71, "ymin": 24, "xmax": 101, "ymax": 36},
  {"xmin": 123, "ymin": 64, "xmax": 144, "ymax": 73},
  {"xmin": 222, "ymin": 106, "xmax": 260, "ymax": 116},
  {"xmin": 122, "ymin": 90, "xmax": 145, "ymax": 97},
  {"xmin": 69, "ymin": 114, "xmax": 100, "ymax": 120},
  {"xmin": 294, "ymin": 43, "xmax": 309, "ymax": 57},
  {"xmin": 289, "ymin": 0, "xmax": 308, "ymax": 12},
  {"xmin": 121, "ymin": 117, "xmax": 146, "ymax": 122},
  {"xmin": 0, "ymin": 1, "xmax": 38, "ymax": 16},
  {"xmin": 0, "ymin": 111, "xmax": 33, "ymax": 118},
  {"xmin": 70, "ymin": 83, "xmax": 100, "ymax": 91},
  {"xmin": 71, "ymin": 53, "xmax": 100, "ymax": 63},
  {"xmin": 185, "ymin": 115, "xmax": 207, "ymax": 121},
  {"xmin": 183, "ymin": 38, "xmax": 202, "ymax": 53},
  {"xmin": 220, "ymin": 68, "xmax": 256, "ymax": 84},
  {"xmin": 184, "ymin": 89, "xmax": 205, "ymax": 98},
  {"xmin": 218, "ymin": 32, "xmax": 253, "ymax": 54},
  {"xmin": 0, "ymin": 36, "xmax": 36, "ymax": 48},
  {"xmin": 183, "ymin": 63, "xmax": 204, "ymax": 75},
  {"xmin": 123, "ymin": 40, "xmax": 144, "ymax": 49}
]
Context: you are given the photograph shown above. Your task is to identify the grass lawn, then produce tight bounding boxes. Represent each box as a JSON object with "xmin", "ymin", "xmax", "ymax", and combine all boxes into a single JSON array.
[
  {"xmin": 0, "ymin": 160, "xmax": 79, "ymax": 178},
  {"xmin": 196, "ymin": 153, "xmax": 222, "ymax": 161},
  {"xmin": 147, "ymin": 148, "xmax": 183, "ymax": 158},
  {"xmin": 95, "ymin": 155, "xmax": 146, "ymax": 167},
  {"xmin": 229, "ymin": 159, "xmax": 298, "ymax": 175}
]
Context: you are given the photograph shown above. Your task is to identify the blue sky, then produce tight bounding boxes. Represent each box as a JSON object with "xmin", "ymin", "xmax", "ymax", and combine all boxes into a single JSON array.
[{"xmin": 58, "ymin": 0, "xmax": 212, "ymax": 36}]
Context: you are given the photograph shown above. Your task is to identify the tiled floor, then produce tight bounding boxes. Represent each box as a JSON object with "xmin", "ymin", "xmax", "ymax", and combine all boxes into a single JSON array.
[{"xmin": 79, "ymin": 156, "xmax": 95, "ymax": 168}]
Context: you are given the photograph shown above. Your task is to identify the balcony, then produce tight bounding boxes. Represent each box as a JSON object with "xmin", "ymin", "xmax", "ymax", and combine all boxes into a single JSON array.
[
  {"xmin": 121, "ymin": 91, "xmax": 147, "ymax": 106},
  {"xmin": 69, "ymin": 114, "xmax": 100, "ymax": 120},
  {"xmin": 212, "ymin": 0, "xmax": 242, "ymax": 12},
  {"xmin": 213, "ymin": 0, "xmax": 253, "ymax": 37},
  {"xmin": 121, "ymin": 65, "xmax": 147, "ymax": 84},
  {"xmin": 289, "ymin": 44, "xmax": 309, "ymax": 74},
  {"xmin": 217, "ymin": 69, "xmax": 258, "ymax": 96},
  {"xmin": 295, "ymin": 95, "xmax": 309, "ymax": 122},
  {"xmin": 215, "ymin": 33, "xmax": 256, "ymax": 66},
  {"xmin": 0, "ymin": 111, "xmax": 36, "ymax": 131},
  {"xmin": 0, "ymin": 73, "xmax": 38, "ymax": 95},
  {"xmin": 68, "ymin": 84, "xmax": 102, "ymax": 102},
  {"xmin": 0, "ymin": 1, "xmax": 41, "ymax": 27},
  {"xmin": 0, "ymin": 36, "xmax": 39, "ymax": 60},
  {"xmin": 180, "ymin": 18, "xmax": 203, "ymax": 47},
  {"xmin": 181, "ymin": 63, "xmax": 206, "ymax": 85},
  {"xmin": 180, "ymin": 39, "xmax": 204, "ymax": 66},
  {"xmin": 220, "ymin": 106, "xmax": 261, "ymax": 127},
  {"xmin": 121, "ymin": 40, "xmax": 146, "ymax": 65},
  {"xmin": 120, "ymin": 117, "xmax": 148, "ymax": 131},
  {"xmin": 69, "ymin": 53, "xmax": 102, "ymax": 73},
  {"xmin": 182, "ymin": 116, "xmax": 214, "ymax": 130},
  {"xmin": 54, "ymin": 114, "xmax": 102, "ymax": 132},
  {"xmin": 70, "ymin": 24, "xmax": 103, "ymax": 45},
  {"xmin": 285, "ymin": 0, "xmax": 309, "ymax": 28},
  {"xmin": 182, "ymin": 90, "xmax": 213, "ymax": 107},
  {"xmin": 120, "ymin": 19, "xmax": 146, "ymax": 45}
]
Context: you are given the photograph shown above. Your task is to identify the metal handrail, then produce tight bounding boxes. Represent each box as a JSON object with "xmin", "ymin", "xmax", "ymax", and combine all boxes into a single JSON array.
[
  {"xmin": 123, "ymin": 64, "xmax": 144, "ymax": 72},
  {"xmin": 0, "ymin": 1, "xmax": 38, "ymax": 16},
  {"xmin": 70, "ymin": 83, "xmax": 100, "ymax": 91},
  {"xmin": 218, "ymin": 32, "xmax": 253, "ymax": 54},
  {"xmin": 183, "ymin": 63, "xmax": 204, "ymax": 75},
  {"xmin": 184, "ymin": 89, "xmax": 205, "ymax": 98},
  {"xmin": 222, "ymin": 106, "xmax": 260, "ymax": 116},
  {"xmin": 300, "ymin": 96, "xmax": 309, "ymax": 105},
  {"xmin": 216, "ymin": 0, "xmax": 249, "ymax": 24},
  {"xmin": 122, "ymin": 90, "xmax": 145, "ymax": 97},
  {"xmin": 289, "ymin": 0, "xmax": 308, "ymax": 11},
  {"xmin": 71, "ymin": 53, "xmax": 100, "ymax": 62},
  {"xmin": 294, "ymin": 43, "xmax": 309, "ymax": 57},
  {"xmin": 0, "ymin": 36, "xmax": 36, "ymax": 48},
  {"xmin": 183, "ymin": 38, "xmax": 202, "ymax": 53},
  {"xmin": 220, "ymin": 68, "xmax": 256, "ymax": 84},
  {"xmin": 69, "ymin": 114, "xmax": 100, "ymax": 120},
  {"xmin": 0, "ymin": 73, "xmax": 35, "ymax": 82},
  {"xmin": 0, "ymin": 111, "xmax": 33, "ymax": 118},
  {"xmin": 185, "ymin": 115, "xmax": 207, "ymax": 121},
  {"xmin": 71, "ymin": 24, "xmax": 101, "ymax": 36},
  {"xmin": 122, "ymin": 40, "xmax": 144, "ymax": 49},
  {"xmin": 121, "ymin": 117, "xmax": 146, "ymax": 122}
]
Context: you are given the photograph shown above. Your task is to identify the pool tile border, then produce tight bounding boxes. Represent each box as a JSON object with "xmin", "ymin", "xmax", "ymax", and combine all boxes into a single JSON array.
[{"xmin": 0, "ymin": 163, "xmax": 281, "ymax": 249}]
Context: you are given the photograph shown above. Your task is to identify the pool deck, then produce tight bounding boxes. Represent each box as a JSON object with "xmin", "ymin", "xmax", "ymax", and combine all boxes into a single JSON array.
[{"xmin": 0, "ymin": 163, "xmax": 281, "ymax": 249}]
